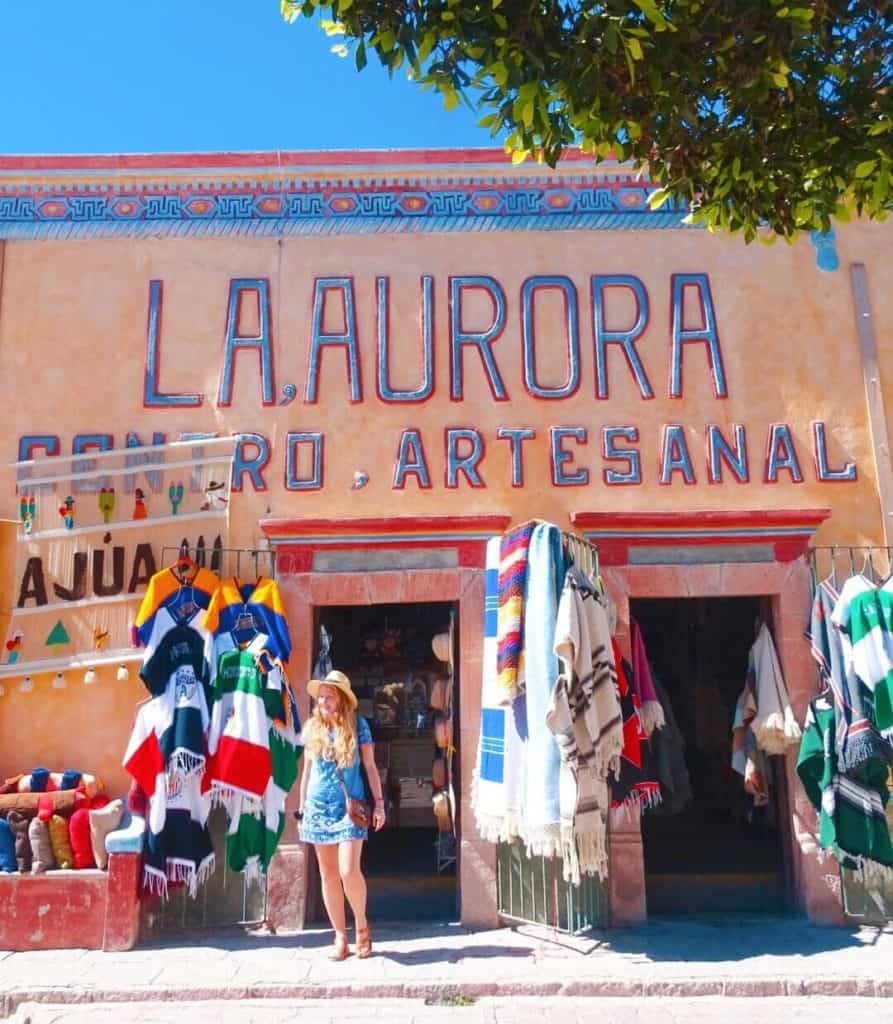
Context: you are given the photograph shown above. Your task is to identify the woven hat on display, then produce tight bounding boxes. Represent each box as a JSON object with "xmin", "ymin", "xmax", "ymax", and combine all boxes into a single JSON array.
[{"xmin": 308, "ymin": 669, "xmax": 358, "ymax": 710}]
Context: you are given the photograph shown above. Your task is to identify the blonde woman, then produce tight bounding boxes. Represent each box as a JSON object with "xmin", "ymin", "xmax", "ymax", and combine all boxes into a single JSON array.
[{"xmin": 297, "ymin": 670, "xmax": 385, "ymax": 960}]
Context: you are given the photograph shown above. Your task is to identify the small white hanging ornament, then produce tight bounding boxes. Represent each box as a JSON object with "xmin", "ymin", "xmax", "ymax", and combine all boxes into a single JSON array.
[
  {"xmin": 84, "ymin": 667, "xmax": 97, "ymax": 685},
  {"xmin": 19, "ymin": 676, "xmax": 33, "ymax": 693},
  {"xmin": 52, "ymin": 672, "xmax": 66, "ymax": 689},
  {"xmin": 116, "ymin": 664, "xmax": 130, "ymax": 681}
]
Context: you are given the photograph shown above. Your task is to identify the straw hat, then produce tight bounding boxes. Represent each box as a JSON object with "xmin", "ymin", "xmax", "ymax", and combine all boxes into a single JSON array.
[{"xmin": 307, "ymin": 669, "xmax": 357, "ymax": 710}]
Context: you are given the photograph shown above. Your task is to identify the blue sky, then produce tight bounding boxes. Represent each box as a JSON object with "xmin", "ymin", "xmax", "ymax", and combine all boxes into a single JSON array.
[{"xmin": 0, "ymin": 2, "xmax": 494, "ymax": 154}]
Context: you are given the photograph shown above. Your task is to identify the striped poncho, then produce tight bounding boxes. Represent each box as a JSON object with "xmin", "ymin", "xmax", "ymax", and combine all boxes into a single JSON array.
[
  {"xmin": 797, "ymin": 695, "xmax": 893, "ymax": 885},
  {"xmin": 496, "ymin": 521, "xmax": 537, "ymax": 704},
  {"xmin": 208, "ymin": 637, "xmax": 302, "ymax": 877}
]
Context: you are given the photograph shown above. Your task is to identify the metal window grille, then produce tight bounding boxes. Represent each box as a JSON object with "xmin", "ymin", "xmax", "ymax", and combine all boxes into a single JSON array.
[
  {"xmin": 808, "ymin": 544, "xmax": 893, "ymax": 923},
  {"xmin": 497, "ymin": 840, "xmax": 606, "ymax": 934}
]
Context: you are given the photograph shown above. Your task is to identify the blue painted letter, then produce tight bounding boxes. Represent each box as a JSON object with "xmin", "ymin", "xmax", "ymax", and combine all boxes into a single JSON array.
[
  {"xmin": 286, "ymin": 432, "xmax": 324, "ymax": 490},
  {"xmin": 592, "ymin": 276, "xmax": 653, "ymax": 399},
  {"xmin": 522, "ymin": 276, "xmax": 580, "ymax": 399},
  {"xmin": 377, "ymin": 276, "xmax": 434, "ymax": 403},
  {"xmin": 660, "ymin": 425, "xmax": 696, "ymax": 484},
  {"xmin": 394, "ymin": 429, "xmax": 431, "ymax": 489},
  {"xmin": 765, "ymin": 424, "xmax": 803, "ymax": 483},
  {"xmin": 707, "ymin": 424, "xmax": 749, "ymax": 483},
  {"xmin": 218, "ymin": 279, "xmax": 275, "ymax": 407},
  {"xmin": 602, "ymin": 426, "xmax": 642, "ymax": 485},
  {"xmin": 496, "ymin": 427, "xmax": 536, "ymax": 488},
  {"xmin": 306, "ymin": 278, "xmax": 362, "ymax": 403},
  {"xmin": 143, "ymin": 280, "xmax": 204, "ymax": 407},
  {"xmin": 550, "ymin": 427, "xmax": 589, "ymax": 486},
  {"xmin": 445, "ymin": 428, "xmax": 486, "ymax": 488},
  {"xmin": 232, "ymin": 433, "xmax": 271, "ymax": 492},
  {"xmin": 812, "ymin": 422, "xmax": 857, "ymax": 482},
  {"xmin": 449, "ymin": 276, "xmax": 508, "ymax": 401},
  {"xmin": 670, "ymin": 274, "xmax": 728, "ymax": 398}
]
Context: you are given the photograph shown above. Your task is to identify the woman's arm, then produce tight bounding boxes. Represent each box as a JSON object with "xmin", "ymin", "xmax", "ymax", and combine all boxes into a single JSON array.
[
  {"xmin": 297, "ymin": 753, "xmax": 310, "ymax": 814},
  {"xmin": 360, "ymin": 742, "xmax": 386, "ymax": 831}
]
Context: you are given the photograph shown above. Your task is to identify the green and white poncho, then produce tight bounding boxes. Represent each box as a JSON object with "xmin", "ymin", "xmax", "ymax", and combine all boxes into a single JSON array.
[{"xmin": 797, "ymin": 696, "xmax": 893, "ymax": 883}]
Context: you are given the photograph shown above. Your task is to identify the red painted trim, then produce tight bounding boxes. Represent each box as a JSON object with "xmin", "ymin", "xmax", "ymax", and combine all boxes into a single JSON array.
[
  {"xmin": 570, "ymin": 509, "xmax": 831, "ymax": 532},
  {"xmin": 0, "ymin": 147, "xmax": 606, "ymax": 174},
  {"xmin": 261, "ymin": 514, "xmax": 511, "ymax": 539}
]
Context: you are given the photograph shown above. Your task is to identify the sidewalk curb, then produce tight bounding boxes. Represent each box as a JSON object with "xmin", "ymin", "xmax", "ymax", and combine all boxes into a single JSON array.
[{"xmin": 2, "ymin": 975, "xmax": 891, "ymax": 1017}]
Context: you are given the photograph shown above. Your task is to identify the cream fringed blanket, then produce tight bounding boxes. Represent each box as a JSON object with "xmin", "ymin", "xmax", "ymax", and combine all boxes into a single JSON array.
[{"xmin": 547, "ymin": 569, "xmax": 623, "ymax": 884}]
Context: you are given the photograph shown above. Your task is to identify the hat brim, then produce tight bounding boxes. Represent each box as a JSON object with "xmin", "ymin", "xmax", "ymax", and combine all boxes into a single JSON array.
[{"xmin": 308, "ymin": 678, "xmax": 358, "ymax": 710}]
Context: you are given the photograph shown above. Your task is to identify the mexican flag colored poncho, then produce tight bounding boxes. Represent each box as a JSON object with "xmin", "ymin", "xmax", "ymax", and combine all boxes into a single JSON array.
[
  {"xmin": 208, "ymin": 638, "xmax": 302, "ymax": 878},
  {"xmin": 797, "ymin": 696, "xmax": 893, "ymax": 883}
]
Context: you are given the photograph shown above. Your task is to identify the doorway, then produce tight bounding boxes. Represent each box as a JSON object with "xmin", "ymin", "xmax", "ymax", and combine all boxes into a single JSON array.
[
  {"xmin": 632, "ymin": 596, "xmax": 791, "ymax": 915},
  {"xmin": 309, "ymin": 600, "xmax": 459, "ymax": 922}
]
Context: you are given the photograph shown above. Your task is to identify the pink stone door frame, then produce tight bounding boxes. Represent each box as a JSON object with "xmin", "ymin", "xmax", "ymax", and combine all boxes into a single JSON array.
[
  {"xmin": 601, "ymin": 557, "xmax": 844, "ymax": 927},
  {"xmin": 261, "ymin": 516, "xmax": 508, "ymax": 933}
]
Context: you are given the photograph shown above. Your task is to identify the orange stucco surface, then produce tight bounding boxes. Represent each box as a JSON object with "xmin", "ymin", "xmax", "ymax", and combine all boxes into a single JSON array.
[{"xmin": 0, "ymin": 151, "xmax": 888, "ymax": 809}]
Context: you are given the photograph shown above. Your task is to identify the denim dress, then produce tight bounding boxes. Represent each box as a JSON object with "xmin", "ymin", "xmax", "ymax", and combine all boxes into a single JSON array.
[{"xmin": 299, "ymin": 716, "xmax": 373, "ymax": 845}]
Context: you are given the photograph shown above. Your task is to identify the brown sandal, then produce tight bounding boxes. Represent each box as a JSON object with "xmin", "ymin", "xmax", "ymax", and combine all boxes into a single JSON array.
[
  {"xmin": 329, "ymin": 932, "xmax": 349, "ymax": 961},
  {"xmin": 356, "ymin": 925, "xmax": 373, "ymax": 959}
]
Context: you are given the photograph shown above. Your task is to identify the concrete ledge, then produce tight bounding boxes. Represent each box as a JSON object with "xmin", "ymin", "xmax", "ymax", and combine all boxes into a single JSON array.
[{"xmin": 3, "ymin": 974, "xmax": 893, "ymax": 1018}]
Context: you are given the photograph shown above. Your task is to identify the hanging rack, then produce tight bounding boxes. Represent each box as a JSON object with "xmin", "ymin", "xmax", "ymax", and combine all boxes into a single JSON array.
[
  {"xmin": 161, "ymin": 544, "xmax": 276, "ymax": 580},
  {"xmin": 808, "ymin": 545, "xmax": 893, "ymax": 590},
  {"xmin": 560, "ymin": 529, "xmax": 600, "ymax": 582}
]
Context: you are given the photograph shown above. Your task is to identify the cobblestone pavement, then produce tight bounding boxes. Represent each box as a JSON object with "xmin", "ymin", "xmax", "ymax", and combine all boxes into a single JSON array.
[
  {"xmin": 2, "ymin": 917, "xmax": 893, "ymax": 1019},
  {"xmin": 10, "ymin": 997, "xmax": 893, "ymax": 1024}
]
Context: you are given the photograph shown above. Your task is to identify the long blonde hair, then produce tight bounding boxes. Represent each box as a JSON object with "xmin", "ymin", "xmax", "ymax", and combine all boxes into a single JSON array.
[{"xmin": 303, "ymin": 690, "xmax": 358, "ymax": 770}]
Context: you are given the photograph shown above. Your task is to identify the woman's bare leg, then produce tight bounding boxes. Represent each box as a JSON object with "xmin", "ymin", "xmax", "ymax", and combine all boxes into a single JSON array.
[
  {"xmin": 338, "ymin": 839, "xmax": 368, "ymax": 931},
  {"xmin": 315, "ymin": 843, "xmax": 347, "ymax": 936}
]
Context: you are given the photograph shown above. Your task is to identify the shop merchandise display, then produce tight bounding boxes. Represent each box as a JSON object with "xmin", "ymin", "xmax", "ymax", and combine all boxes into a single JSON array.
[
  {"xmin": 473, "ymin": 521, "xmax": 672, "ymax": 886},
  {"xmin": 731, "ymin": 622, "xmax": 801, "ymax": 804},
  {"xmin": 800, "ymin": 568, "xmax": 893, "ymax": 882},
  {"xmin": 549, "ymin": 564, "xmax": 623, "ymax": 883},
  {"xmin": 0, "ymin": 769, "xmax": 111, "ymax": 875},
  {"xmin": 609, "ymin": 645, "xmax": 662, "ymax": 816},
  {"xmin": 123, "ymin": 559, "xmax": 301, "ymax": 897}
]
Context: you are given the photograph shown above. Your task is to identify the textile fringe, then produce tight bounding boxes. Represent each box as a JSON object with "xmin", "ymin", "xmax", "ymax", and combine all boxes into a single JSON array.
[
  {"xmin": 638, "ymin": 701, "xmax": 666, "ymax": 737},
  {"xmin": 470, "ymin": 769, "xmax": 525, "ymax": 844},
  {"xmin": 168, "ymin": 749, "xmax": 206, "ymax": 779},
  {"xmin": 576, "ymin": 826, "xmax": 608, "ymax": 882},
  {"xmin": 561, "ymin": 828, "xmax": 581, "ymax": 887},
  {"xmin": 242, "ymin": 856, "xmax": 263, "ymax": 886},
  {"xmin": 524, "ymin": 823, "xmax": 562, "ymax": 860},
  {"xmin": 613, "ymin": 784, "xmax": 663, "ymax": 821},
  {"xmin": 167, "ymin": 853, "xmax": 216, "ymax": 898},
  {"xmin": 211, "ymin": 785, "xmax": 264, "ymax": 817},
  {"xmin": 753, "ymin": 710, "xmax": 801, "ymax": 755},
  {"xmin": 142, "ymin": 864, "xmax": 168, "ymax": 901}
]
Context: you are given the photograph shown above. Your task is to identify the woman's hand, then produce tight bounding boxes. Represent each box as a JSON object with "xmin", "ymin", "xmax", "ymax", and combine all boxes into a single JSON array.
[{"xmin": 372, "ymin": 802, "xmax": 386, "ymax": 831}]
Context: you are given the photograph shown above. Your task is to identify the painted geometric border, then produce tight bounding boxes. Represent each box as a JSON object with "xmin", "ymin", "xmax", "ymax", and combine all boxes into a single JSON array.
[{"xmin": 0, "ymin": 148, "xmax": 691, "ymax": 239}]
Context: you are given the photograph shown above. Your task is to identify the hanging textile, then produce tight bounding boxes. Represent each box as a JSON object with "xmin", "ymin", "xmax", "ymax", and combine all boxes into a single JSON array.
[
  {"xmin": 521, "ymin": 522, "xmax": 564, "ymax": 858},
  {"xmin": 743, "ymin": 623, "xmax": 801, "ymax": 755},
  {"xmin": 797, "ymin": 696, "xmax": 893, "ymax": 884},
  {"xmin": 547, "ymin": 565, "xmax": 623, "ymax": 882},
  {"xmin": 649, "ymin": 670, "xmax": 693, "ymax": 816},
  {"xmin": 630, "ymin": 619, "xmax": 665, "ymax": 737},
  {"xmin": 830, "ymin": 575, "xmax": 893, "ymax": 734},
  {"xmin": 223, "ymin": 663, "xmax": 302, "ymax": 880},
  {"xmin": 472, "ymin": 536, "xmax": 526, "ymax": 844},
  {"xmin": 496, "ymin": 520, "xmax": 537, "ymax": 704},
  {"xmin": 807, "ymin": 577, "xmax": 884, "ymax": 772},
  {"xmin": 134, "ymin": 564, "xmax": 219, "ymax": 645},
  {"xmin": 203, "ymin": 576, "xmax": 292, "ymax": 665},
  {"xmin": 122, "ymin": 658, "xmax": 214, "ymax": 897},
  {"xmin": 609, "ymin": 645, "xmax": 662, "ymax": 814}
]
